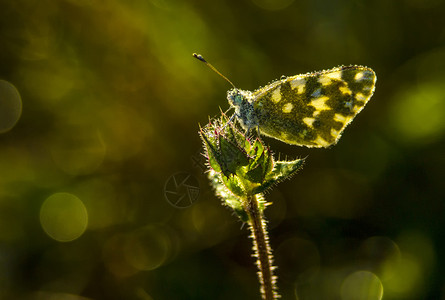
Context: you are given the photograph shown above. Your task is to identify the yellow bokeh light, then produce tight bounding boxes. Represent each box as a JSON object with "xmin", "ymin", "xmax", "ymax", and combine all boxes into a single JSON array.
[
  {"xmin": 102, "ymin": 234, "xmax": 139, "ymax": 278},
  {"xmin": 0, "ymin": 80, "xmax": 22, "ymax": 134},
  {"xmin": 389, "ymin": 81, "xmax": 445, "ymax": 145},
  {"xmin": 123, "ymin": 226, "xmax": 171, "ymax": 271},
  {"xmin": 73, "ymin": 179, "xmax": 120, "ymax": 230},
  {"xmin": 359, "ymin": 236, "xmax": 401, "ymax": 280},
  {"xmin": 383, "ymin": 231, "xmax": 435, "ymax": 298},
  {"xmin": 383, "ymin": 254, "xmax": 422, "ymax": 297},
  {"xmin": 341, "ymin": 271, "xmax": 383, "ymax": 300},
  {"xmin": 40, "ymin": 193, "xmax": 88, "ymax": 242}
]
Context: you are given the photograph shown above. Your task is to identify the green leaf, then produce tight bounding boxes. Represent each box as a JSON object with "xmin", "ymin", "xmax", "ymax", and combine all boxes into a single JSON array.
[
  {"xmin": 222, "ymin": 174, "xmax": 245, "ymax": 197},
  {"xmin": 224, "ymin": 196, "xmax": 249, "ymax": 223},
  {"xmin": 245, "ymin": 143, "xmax": 274, "ymax": 184},
  {"xmin": 200, "ymin": 130, "xmax": 222, "ymax": 173},
  {"xmin": 218, "ymin": 134, "xmax": 250, "ymax": 177},
  {"xmin": 253, "ymin": 158, "xmax": 305, "ymax": 194},
  {"xmin": 246, "ymin": 148, "xmax": 267, "ymax": 183},
  {"xmin": 271, "ymin": 159, "xmax": 305, "ymax": 179}
]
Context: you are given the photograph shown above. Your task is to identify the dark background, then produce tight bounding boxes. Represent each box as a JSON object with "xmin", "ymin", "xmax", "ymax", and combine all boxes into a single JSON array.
[{"xmin": 0, "ymin": 0, "xmax": 444, "ymax": 299}]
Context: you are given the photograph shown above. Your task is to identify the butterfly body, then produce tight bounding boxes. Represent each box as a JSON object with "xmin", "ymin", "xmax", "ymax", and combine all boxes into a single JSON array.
[{"xmin": 227, "ymin": 65, "xmax": 377, "ymax": 148}]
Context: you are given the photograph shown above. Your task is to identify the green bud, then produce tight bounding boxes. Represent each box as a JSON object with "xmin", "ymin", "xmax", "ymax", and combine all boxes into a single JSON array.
[{"xmin": 199, "ymin": 114, "xmax": 305, "ymax": 219}]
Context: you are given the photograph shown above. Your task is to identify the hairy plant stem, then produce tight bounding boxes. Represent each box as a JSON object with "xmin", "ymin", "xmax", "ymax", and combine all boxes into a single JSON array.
[
  {"xmin": 244, "ymin": 193, "xmax": 278, "ymax": 300},
  {"xmin": 200, "ymin": 115, "xmax": 304, "ymax": 299}
]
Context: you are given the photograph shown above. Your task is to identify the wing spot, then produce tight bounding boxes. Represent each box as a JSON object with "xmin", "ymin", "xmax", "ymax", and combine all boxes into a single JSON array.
[
  {"xmin": 290, "ymin": 78, "xmax": 306, "ymax": 94},
  {"xmin": 352, "ymin": 105, "xmax": 362, "ymax": 114},
  {"xmin": 318, "ymin": 76, "xmax": 332, "ymax": 86},
  {"xmin": 361, "ymin": 70, "xmax": 375, "ymax": 80},
  {"xmin": 303, "ymin": 117, "xmax": 316, "ymax": 128},
  {"xmin": 311, "ymin": 88, "xmax": 322, "ymax": 98},
  {"xmin": 331, "ymin": 128, "xmax": 340, "ymax": 138},
  {"xmin": 339, "ymin": 86, "xmax": 352, "ymax": 95},
  {"xmin": 310, "ymin": 96, "xmax": 330, "ymax": 111},
  {"xmin": 333, "ymin": 113, "xmax": 347, "ymax": 123},
  {"xmin": 271, "ymin": 86, "xmax": 281, "ymax": 103},
  {"xmin": 354, "ymin": 72, "xmax": 365, "ymax": 81},
  {"xmin": 356, "ymin": 93, "xmax": 367, "ymax": 101},
  {"xmin": 313, "ymin": 136, "xmax": 331, "ymax": 147},
  {"xmin": 325, "ymin": 71, "xmax": 343, "ymax": 81},
  {"xmin": 282, "ymin": 103, "xmax": 293, "ymax": 113}
]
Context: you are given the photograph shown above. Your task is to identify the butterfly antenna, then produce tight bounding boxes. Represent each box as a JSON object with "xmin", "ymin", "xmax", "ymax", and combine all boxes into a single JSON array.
[{"xmin": 193, "ymin": 53, "xmax": 236, "ymax": 89}]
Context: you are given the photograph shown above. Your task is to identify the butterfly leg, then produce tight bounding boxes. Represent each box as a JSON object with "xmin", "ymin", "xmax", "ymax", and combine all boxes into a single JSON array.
[
  {"xmin": 228, "ymin": 113, "xmax": 236, "ymax": 124},
  {"xmin": 253, "ymin": 126, "xmax": 266, "ymax": 144},
  {"xmin": 222, "ymin": 113, "xmax": 237, "ymax": 130},
  {"xmin": 245, "ymin": 126, "xmax": 261, "ymax": 139}
]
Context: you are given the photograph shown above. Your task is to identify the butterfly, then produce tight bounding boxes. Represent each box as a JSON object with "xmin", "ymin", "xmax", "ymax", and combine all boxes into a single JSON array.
[{"xmin": 194, "ymin": 54, "xmax": 376, "ymax": 148}]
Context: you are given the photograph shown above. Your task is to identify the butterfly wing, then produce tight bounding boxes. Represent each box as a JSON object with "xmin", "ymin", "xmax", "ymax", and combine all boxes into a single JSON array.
[{"xmin": 251, "ymin": 66, "xmax": 376, "ymax": 147}]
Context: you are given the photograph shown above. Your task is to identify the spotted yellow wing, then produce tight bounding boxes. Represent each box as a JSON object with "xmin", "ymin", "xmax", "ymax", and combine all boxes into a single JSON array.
[{"xmin": 243, "ymin": 66, "xmax": 377, "ymax": 147}]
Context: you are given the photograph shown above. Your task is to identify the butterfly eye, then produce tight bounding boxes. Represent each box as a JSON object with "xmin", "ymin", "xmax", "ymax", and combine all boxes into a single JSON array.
[{"xmin": 227, "ymin": 89, "xmax": 244, "ymax": 107}]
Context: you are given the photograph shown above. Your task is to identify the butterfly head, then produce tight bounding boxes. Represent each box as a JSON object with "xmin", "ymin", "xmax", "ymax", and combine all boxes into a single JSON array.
[
  {"xmin": 227, "ymin": 88, "xmax": 252, "ymax": 108},
  {"xmin": 227, "ymin": 89, "xmax": 241, "ymax": 107}
]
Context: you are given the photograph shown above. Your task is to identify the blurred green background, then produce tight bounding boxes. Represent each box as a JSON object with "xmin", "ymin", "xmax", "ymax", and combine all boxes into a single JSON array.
[{"xmin": 0, "ymin": 0, "xmax": 444, "ymax": 299}]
